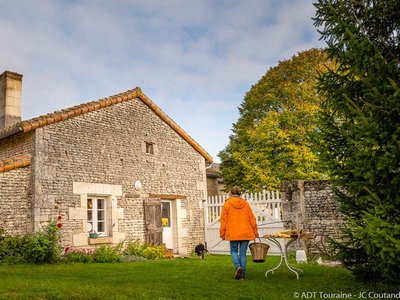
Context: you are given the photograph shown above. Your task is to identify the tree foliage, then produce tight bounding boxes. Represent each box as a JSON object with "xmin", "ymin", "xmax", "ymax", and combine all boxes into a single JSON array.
[
  {"xmin": 314, "ymin": 0, "xmax": 400, "ymax": 284},
  {"xmin": 219, "ymin": 49, "xmax": 329, "ymax": 191}
]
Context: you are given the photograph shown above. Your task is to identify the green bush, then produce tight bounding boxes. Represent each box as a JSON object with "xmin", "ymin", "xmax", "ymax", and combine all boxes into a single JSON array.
[
  {"xmin": 0, "ymin": 232, "xmax": 30, "ymax": 264},
  {"xmin": 0, "ymin": 221, "xmax": 61, "ymax": 265},
  {"xmin": 62, "ymin": 242, "xmax": 163, "ymax": 264},
  {"xmin": 63, "ymin": 246, "xmax": 95, "ymax": 263},
  {"xmin": 93, "ymin": 244, "xmax": 122, "ymax": 263},
  {"xmin": 124, "ymin": 240, "xmax": 146, "ymax": 257},
  {"xmin": 25, "ymin": 221, "xmax": 61, "ymax": 264},
  {"xmin": 124, "ymin": 241, "xmax": 167, "ymax": 260},
  {"xmin": 64, "ymin": 252, "xmax": 94, "ymax": 263}
]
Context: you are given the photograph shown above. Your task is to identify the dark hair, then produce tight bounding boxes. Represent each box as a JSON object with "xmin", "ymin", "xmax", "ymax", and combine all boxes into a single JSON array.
[{"xmin": 230, "ymin": 186, "xmax": 242, "ymax": 196}]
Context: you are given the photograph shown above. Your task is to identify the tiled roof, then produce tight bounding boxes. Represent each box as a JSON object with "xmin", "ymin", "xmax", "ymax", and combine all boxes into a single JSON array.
[
  {"xmin": 0, "ymin": 88, "xmax": 213, "ymax": 163},
  {"xmin": 0, "ymin": 155, "xmax": 31, "ymax": 173}
]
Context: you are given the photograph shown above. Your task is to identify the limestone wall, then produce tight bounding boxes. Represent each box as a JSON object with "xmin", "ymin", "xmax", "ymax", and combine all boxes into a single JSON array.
[
  {"xmin": 0, "ymin": 166, "xmax": 31, "ymax": 235},
  {"xmin": 0, "ymin": 131, "xmax": 33, "ymax": 160},
  {"xmin": 206, "ymin": 163, "xmax": 225, "ymax": 197},
  {"xmin": 280, "ymin": 180, "xmax": 347, "ymax": 254},
  {"xmin": 206, "ymin": 177, "xmax": 219, "ymax": 196}
]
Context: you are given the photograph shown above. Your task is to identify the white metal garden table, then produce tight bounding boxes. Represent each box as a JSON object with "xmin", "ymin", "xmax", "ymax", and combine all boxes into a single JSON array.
[{"xmin": 262, "ymin": 235, "xmax": 304, "ymax": 279}]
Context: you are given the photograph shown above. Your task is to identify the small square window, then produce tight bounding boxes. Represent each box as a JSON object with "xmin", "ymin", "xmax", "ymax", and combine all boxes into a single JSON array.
[{"xmin": 146, "ymin": 142, "xmax": 154, "ymax": 154}]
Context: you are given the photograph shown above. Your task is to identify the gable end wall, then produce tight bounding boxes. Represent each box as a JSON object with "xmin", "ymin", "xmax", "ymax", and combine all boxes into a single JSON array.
[{"xmin": 32, "ymin": 98, "xmax": 207, "ymax": 252}]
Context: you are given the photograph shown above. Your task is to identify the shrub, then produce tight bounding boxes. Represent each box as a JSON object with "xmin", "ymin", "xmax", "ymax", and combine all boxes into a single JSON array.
[
  {"xmin": 142, "ymin": 246, "xmax": 165, "ymax": 260},
  {"xmin": 63, "ymin": 247, "xmax": 94, "ymax": 263},
  {"xmin": 25, "ymin": 221, "xmax": 61, "ymax": 264},
  {"xmin": 124, "ymin": 241, "xmax": 168, "ymax": 260},
  {"xmin": 0, "ymin": 221, "xmax": 61, "ymax": 264},
  {"xmin": 64, "ymin": 251, "xmax": 94, "ymax": 263},
  {"xmin": 124, "ymin": 240, "xmax": 146, "ymax": 258},
  {"xmin": 93, "ymin": 244, "xmax": 122, "ymax": 263},
  {"xmin": 0, "ymin": 233, "xmax": 30, "ymax": 264}
]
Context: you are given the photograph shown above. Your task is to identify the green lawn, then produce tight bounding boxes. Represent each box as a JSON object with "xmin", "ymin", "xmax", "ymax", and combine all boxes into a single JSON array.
[{"xmin": 0, "ymin": 255, "xmax": 396, "ymax": 300}]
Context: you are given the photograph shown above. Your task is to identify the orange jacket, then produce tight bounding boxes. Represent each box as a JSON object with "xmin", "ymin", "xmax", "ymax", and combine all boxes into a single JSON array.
[{"xmin": 219, "ymin": 196, "xmax": 258, "ymax": 241}]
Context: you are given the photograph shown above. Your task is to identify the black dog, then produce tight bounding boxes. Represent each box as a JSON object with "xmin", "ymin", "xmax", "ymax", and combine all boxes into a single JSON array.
[{"xmin": 194, "ymin": 243, "xmax": 209, "ymax": 259}]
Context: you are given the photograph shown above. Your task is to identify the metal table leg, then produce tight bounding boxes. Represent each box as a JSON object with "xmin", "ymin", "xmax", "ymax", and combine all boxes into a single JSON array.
[
  {"xmin": 265, "ymin": 238, "xmax": 284, "ymax": 278},
  {"xmin": 265, "ymin": 237, "xmax": 303, "ymax": 279}
]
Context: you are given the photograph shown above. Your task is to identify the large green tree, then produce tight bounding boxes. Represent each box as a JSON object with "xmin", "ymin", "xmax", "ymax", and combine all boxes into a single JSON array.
[
  {"xmin": 219, "ymin": 49, "xmax": 330, "ymax": 191},
  {"xmin": 314, "ymin": 0, "xmax": 400, "ymax": 283}
]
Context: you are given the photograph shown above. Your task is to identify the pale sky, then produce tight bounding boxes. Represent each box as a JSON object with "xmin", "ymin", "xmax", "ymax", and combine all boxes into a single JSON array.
[{"xmin": 0, "ymin": 0, "xmax": 324, "ymax": 162}]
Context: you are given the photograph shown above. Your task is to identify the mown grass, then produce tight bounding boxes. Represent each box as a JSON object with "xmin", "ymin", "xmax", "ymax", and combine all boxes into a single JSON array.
[{"xmin": 0, "ymin": 255, "xmax": 397, "ymax": 300}]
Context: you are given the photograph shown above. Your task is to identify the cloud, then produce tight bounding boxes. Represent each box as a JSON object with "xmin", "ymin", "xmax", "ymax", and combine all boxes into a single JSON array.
[{"xmin": 0, "ymin": 0, "xmax": 324, "ymax": 162}]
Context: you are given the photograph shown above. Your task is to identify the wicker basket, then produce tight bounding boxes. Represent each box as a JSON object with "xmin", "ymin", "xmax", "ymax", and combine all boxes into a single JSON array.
[{"xmin": 249, "ymin": 239, "xmax": 270, "ymax": 263}]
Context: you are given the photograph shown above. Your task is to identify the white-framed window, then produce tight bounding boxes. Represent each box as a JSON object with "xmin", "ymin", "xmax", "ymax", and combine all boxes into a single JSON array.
[{"xmin": 87, "ymin": 197, "xmax": 107, "ymax": 236}]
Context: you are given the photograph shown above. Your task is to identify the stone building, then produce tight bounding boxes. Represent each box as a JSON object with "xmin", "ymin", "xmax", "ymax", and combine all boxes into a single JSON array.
[
  {"xmin": 206, "ymin": 163, "xmax": 225, "ymax": 196},
  {"xmin": 0, "ymin": 70, "xmax": 213, "ymax": 255}
]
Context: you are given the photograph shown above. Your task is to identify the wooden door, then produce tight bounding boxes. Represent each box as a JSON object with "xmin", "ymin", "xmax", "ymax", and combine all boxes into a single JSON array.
[{"xmin": 144, "ymin": 198, "xmax": 162, "ymax": 245}]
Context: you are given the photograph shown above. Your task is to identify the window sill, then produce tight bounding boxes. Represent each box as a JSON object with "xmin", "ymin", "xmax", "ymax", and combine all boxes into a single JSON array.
[{"xmin": 88, "ymin": 236, "xmax": 113, "ymax": 245}]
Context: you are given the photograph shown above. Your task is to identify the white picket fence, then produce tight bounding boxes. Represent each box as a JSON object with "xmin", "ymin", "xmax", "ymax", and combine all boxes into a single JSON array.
[{"xmin": 204, "ymin": 190, "xmax": 284, "ymax": 254}]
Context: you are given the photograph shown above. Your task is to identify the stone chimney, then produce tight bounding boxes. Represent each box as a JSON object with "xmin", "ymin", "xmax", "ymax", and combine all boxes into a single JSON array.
[{"xmin": 0, "ymin": 71, "xmax": 23, "ymax": 130}]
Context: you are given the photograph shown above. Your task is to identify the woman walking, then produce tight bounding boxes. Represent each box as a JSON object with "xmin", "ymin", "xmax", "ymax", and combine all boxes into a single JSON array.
[{"xmin": 220, "ymin": 186, "xmax": 258, "ymax": 280}]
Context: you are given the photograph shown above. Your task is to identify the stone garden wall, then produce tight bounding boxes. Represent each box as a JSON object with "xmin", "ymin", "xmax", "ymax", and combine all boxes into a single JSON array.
[{"xmin": 280, "ymin": 180, "xmax": 347, "ymax": 254}]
